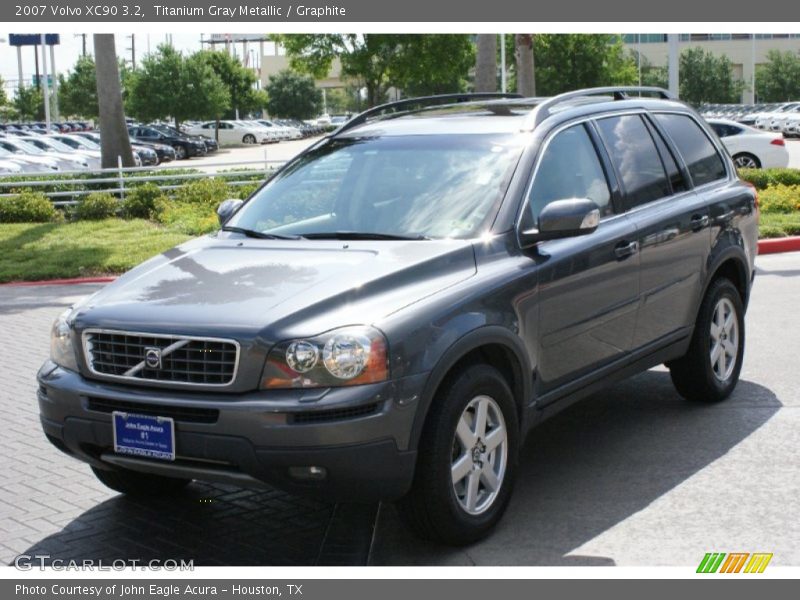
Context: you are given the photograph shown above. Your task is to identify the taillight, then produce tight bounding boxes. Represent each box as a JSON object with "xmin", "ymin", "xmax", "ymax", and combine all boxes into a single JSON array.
[
  {"xmin": 770, "ymin": 138, "xmax": 785, "ymax": 146},
  {"xmin": 743, "ymin": 181, "xmax": 759, "ymax": 210}
]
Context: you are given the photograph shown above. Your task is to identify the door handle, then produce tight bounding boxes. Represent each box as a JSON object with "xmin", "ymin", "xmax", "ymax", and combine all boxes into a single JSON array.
[
  {"xmin": 691, "ymin": 214, "xmax": 710, "ymax": 231},
  {"xmin": 614, "ymin": 240, "xmax": 639, "ymax": 260}
]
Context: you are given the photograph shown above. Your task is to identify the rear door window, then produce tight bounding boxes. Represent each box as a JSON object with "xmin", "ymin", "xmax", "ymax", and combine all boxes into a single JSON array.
[
  {"xmin": 653, "ymin": 113, "xmax": 727, "ymax": 187},
  {"xmin": 595, "ymin": 114, "xmax": 671, "ymax": 209}
]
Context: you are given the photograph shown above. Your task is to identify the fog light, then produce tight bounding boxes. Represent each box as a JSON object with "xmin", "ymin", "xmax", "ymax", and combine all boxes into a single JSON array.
[{"xmin": 288, "ymin": 466, "xmax": 327, "ymax": 481}]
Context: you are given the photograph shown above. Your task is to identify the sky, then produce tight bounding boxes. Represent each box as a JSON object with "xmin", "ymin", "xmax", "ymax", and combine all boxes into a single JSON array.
[{"xmin": 0, "ymin": 33, "xmax": 205, "ymax": 91}]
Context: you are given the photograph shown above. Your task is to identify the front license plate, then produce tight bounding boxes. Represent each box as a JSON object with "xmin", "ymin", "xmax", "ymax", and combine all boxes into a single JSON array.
[{"xmin": 112, "ymin": 412, "xmax": 175, "ymax": 461}]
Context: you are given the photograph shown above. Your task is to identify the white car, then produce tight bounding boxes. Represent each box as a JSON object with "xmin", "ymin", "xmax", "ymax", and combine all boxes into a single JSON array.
[
  {"xmin": 707, "ymin": 119, "xmax": 789, "ymax": 169},
  {"xmin": 0, "ymin": 158, "xmax": 23, "ymax": 175},
  {"xmin": 22, "ymin": 135, "xmax": 101, "ymax": 169},
  {"xmin": 0, "ymin": 138, "xmax": 86, "ymax": 171},
  {"xmin": 753, "ymin": 102, "xmax": 800, "ymax": 130},
  {"xmin": 185, "ymin": 121, "xmax": 272, "ymax": 146},
  {"xmin": 0, "ymin": 145, "xmax": 60, "ymax": 173},
  {"xmin": 256, "ymin": 119, "xmax": 301, "ymax": 140},
  {"xmin": 782, "ymin": 114, "xmax": 800, "ymax": 138}
]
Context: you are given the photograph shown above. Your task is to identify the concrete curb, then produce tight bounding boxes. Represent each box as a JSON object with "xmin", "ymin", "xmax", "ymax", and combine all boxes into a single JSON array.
[
  {"xmin": 0, "ymin": 276, "xmax": 117, "ymax": 287},
  {"xmin": 758, "ymin": 236, "xmax": 800, "ymax": 255}
]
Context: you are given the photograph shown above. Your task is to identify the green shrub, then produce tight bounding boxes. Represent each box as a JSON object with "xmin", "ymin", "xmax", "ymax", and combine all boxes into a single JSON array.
[
  {"xmin": 759, "ymin": 226, "xmax": 786, "ymax": 238},
  {"xmin": 0, "ymin": 191, "xmax": 58, "ymax": 223},
  {"xmin": 759, "ymin": 184, "xmax": 800, "ymax": 214},
  {"xmin": 153, "ymin": 198, "xmax": 218, "ymax": 235},
  {"xmin": 122, "ymin": 183, "xmax": 165, "ymax": 219},
  {"xmin": 739, "ymin": 167, "xmax": 800, "ymax": 190},
  {"xmin": 172, "ymin": 177, "xmax": 230, "ymax": 205},
  {"xmin": 234, "ymin": 183, "xmax": 259, "ymax": 200},
  {"xmin": 75, "ymin": 192, "xmax": 119, "ymax": 220}
]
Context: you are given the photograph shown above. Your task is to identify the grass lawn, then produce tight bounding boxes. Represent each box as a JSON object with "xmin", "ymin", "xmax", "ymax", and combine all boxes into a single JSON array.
[
  {"xmin": 0, "ymin": 219, "xmax": 191, "ymax": 283},
  {"xmin": 759, "ymin": 213, "xmax": 800, "ymax": 238}
]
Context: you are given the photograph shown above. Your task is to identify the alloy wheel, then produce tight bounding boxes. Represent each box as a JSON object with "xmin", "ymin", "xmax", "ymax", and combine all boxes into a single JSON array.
[{"xmin": 709, "ymin": 297, "xmax": 739, "ymax": 382}]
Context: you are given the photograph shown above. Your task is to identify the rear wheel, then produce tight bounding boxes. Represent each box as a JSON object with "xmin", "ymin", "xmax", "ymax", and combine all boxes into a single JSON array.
[
  {"xmin": 667, "ymin": 278, "xmax": 745, "ymax": 403},
  {"xmin": 397, "ymin": 364, "xmax": 518, "ymax": 545},
  {"xmin": 92, "ymin": 465, "xmax": 191, "ymax": 496},
  {"xmin": 242, "ymin": 134, "xmax": 256, "ymax": 144},
  {"xmin": 172, "ymin": 144, "xmax": 188, "ymax": 160},
  {"xmin": 732, "ymin": 153, "xmax": 761, "ymax": 169}
]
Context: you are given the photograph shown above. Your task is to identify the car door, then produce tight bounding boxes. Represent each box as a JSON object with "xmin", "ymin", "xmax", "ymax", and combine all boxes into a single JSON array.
[
  {"xmin": 525, "ymin": 122, "xmax": 641, "ymax": 398},
  {"xmin": 596, "ymin": 112, "xmax": 716, "ymax": 349}
]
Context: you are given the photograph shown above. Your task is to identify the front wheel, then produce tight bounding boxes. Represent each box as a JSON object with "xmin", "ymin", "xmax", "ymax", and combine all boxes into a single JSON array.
[
  {"xmin": 397, "ymin": 364, "xmax": 518, "ymax": 545},
  {"xmin": 667, "ymin": 278, "xmax": 745, "ymax": 403},
  {"xmin": 92, "ymin": 465, "xmax": 191, "ymax": 497}
]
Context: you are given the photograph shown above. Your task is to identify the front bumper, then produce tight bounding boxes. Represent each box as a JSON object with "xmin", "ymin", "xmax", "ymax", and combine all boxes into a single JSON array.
[{"xmin": 37, "ymin": 362, "xmax": 425, "ymax": 501}]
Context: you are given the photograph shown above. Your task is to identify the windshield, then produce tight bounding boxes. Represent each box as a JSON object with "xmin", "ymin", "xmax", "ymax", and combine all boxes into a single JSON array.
[
  {"xmin": 228, "ymin": 134, "xmax": 523, "ymax": 240},
  {"xmin": 70, "ymin": 136, "xmax": 99, "ymax": 149},
  {"xmin": 33, "ymin": 138, "xmax": 75, "ymax": 152},
  {"xmin": 6, "ymin": 139, "xmax": 43, "ymax": 155}
]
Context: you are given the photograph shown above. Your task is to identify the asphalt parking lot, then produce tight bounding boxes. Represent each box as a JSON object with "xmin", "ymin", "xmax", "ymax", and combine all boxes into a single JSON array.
[{"xmin": 0, "ymin": 252, "xmax": 798, "ymax": 567}]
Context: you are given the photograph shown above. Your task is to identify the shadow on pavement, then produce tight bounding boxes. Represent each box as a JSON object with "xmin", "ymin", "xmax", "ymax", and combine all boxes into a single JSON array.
[
  {"xmin": 370, "ymin": 370, "xmax": 781, "ymax": 565},
  {"xmin": 19, "ymin": 482, "xmax": 377, "ymax": 566}
]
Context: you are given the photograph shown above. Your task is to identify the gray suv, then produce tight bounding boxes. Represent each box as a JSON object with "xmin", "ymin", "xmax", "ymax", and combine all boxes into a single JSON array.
[{"xmin": 38, "ymin": 87, "xmax": 758, "ymax": 545}]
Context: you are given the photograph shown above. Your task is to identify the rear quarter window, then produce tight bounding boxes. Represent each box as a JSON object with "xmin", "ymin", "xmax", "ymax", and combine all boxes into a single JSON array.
[{"xmin": 654, "ymin": 113, "xmax": 727, "ymax": 187}]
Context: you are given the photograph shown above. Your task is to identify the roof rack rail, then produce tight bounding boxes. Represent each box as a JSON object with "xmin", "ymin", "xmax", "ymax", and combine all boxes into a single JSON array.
[
  {"xmin": 524, "ymin": 86, "xmax": 676, "ymax": 130},
  {"xmin": 333, "ymin": 92, "xmax": 524, "ymax": 135}
]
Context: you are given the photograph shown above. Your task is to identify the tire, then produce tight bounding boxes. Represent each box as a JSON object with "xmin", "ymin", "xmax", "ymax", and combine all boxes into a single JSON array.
[
  {"xmin": 732, "ymin": 153, "xmax": 761, "ymax": 169},
  {"xmin": 91, "ymin": 465, "xmax": 191, "ymax": 497},
  {"xmin": 242, "ymin": 134, "xmax": 256, "ymax": 144},
  {"xmin": 667, "ymin": 278, "xmax": 745, "ymax": 403},
  {"xmin": 172, "ymin": 144, "xmax": 188, "ymax": 160},
  {"xmin": 397, "ymin": 364, "xmax": 519, "ymax": 545}
]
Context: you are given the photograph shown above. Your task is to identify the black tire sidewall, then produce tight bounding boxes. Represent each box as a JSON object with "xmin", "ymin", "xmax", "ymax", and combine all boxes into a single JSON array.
[
  {"xmin": 417, "ymin": 364, "xmax": 519, "ymax": 543},
  {"xmin": 696, "ymin": 280, "xmax": 746, "ymax": 398}
]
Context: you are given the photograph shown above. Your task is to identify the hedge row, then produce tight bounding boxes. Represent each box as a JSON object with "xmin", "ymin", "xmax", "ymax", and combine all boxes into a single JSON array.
[
  {"xmin": 738, "ymin": 168, "xmax": 800, "ymax": 190},
  {"xmin": 0, "ymin": 178, "xmax": 260, "ymax": 225}
]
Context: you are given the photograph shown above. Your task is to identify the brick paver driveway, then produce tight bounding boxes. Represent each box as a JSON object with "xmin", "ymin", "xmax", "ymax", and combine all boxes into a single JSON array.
[{"xmin": 0, "ymin": 284, "xmax": 377, "ymax": 566}]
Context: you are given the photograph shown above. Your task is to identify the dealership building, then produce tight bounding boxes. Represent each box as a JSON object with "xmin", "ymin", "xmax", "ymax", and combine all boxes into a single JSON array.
[{"xmin": 622, "ymin": 34, "xmax": 800, "ymax": 103}]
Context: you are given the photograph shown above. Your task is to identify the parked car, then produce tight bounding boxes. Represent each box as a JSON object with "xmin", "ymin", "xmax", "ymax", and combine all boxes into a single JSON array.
[
  {"xmin": 185, "ymin": 120, "xmax": 273, "ymax": 145},
  {"xmin": 129, "ymin": 125, "xmax": 206, "ymax": 160},
  {"xmin": 706, "ymin": 118, "xmax": 789, "ymax": 169},
  {"xmin": 75, "ymin": 131, "xmax": 175, "ymax": 165},
  {"xmin": 0, "ymin": 158, "xmax": 23, "ymax": 175},
  {"xmin": 256, "ymin": 119, "xmax": 302, "ymax": 140},
  {"xmin": 20, "ymin": 135, "xmax": 101, "ymax": 169},
  {"xmin": 0, "ymin": 137, "xmax": 89, "ymax": 171},
  {"xmin": 149, "ymin": 123, "xmax": 219, "ymax": 153},
  {"xmin": 38, "ymin": 88, "xmax": 758, "ymax": 545},
  {"xmin": 754, "ymin": 102, "xmax": 800, "ymax": 130},
  {"xmin": 0, "ymin": 145, "xmax": 60, "ymax": 173}
]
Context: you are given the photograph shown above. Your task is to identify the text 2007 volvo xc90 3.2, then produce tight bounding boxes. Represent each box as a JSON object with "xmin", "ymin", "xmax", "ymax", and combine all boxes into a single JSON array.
[{"xmin": 39, "ymin": 87, "xmax": 758, "ymax": 545}]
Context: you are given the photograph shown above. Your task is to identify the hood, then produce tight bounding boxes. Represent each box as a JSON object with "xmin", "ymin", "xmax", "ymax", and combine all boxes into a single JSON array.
[{"xmin": 74, "ymin": 235, "xmax": 477, "ymax": 340}]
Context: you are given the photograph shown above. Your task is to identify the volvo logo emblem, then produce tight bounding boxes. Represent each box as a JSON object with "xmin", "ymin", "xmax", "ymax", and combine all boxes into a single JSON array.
[{"xmin": 144, "ymin": 347, "xmax": 162, "ymax": 369}]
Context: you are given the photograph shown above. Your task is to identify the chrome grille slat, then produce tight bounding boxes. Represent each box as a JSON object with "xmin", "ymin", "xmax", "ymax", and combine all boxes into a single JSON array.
[{"xmin": 82, "ymin": 329, "xmax": 240, "ymax": 387}]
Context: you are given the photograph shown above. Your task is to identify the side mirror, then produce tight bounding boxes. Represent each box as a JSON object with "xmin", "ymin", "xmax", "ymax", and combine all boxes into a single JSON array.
[
  {"xmin": 217, "ymin": 198, "xmax": 243, "ymax": 226},
  {"xmin": 518, "ymin": 198, "xmax": 600, "ymax": 248}
]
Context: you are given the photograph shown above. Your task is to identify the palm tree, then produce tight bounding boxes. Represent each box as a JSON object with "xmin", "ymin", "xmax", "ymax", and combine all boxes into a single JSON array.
[
  {"xmin": 474, "ymin": 34, "xmax": 497, "ymax": 93},
  {"xmin": 516, "ymin": 34, "xmax": 536, "ymax": 97},
  {"xmin": 93, "ymin": 34, "xmax": 134, "ymax": 168}
]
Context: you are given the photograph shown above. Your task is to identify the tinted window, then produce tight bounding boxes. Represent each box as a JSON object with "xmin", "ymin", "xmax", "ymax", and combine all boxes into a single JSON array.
[
  {"xmin": 648, "ymin": 120, "xmax": 688, "ymax": 194},
  {"xmin": 596, "ymin": 114, "xmax": 671, "ymax": 208},
  {"xmin": 654, "ymin": 113, "xmax": 726, "ymax": 186},
  {"xmin": 528, "ymin": 124, "xmax": 611, "ymax": 224}
]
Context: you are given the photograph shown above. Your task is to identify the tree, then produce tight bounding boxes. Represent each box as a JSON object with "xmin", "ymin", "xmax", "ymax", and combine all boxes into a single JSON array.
[
  {"xmin": 275, "ymin": 34, "xmax": 474, "ymax": 106},
  {"xmin": 474, "ymin": 35, "xmax": 497, "ymax": 92},
  {"xmin": 125, "ymin": 45, "xmax": 229, "ymax": 129},
  {"xmin": 679, "ymin": 47, "xmax": 745, "ymax": 105},
  {"xmin": 58, "ymin": 55, "xmax": 98, "ymax": 118},
  {"xmin": 195, "ymin": 50, "xmax": 262, "ymax": 118},
  {"xmin": 94, "ymin": 34, "xmax": 134, "ymax": 168},
  {"xmin": 532, "ymin": 34, "xmax": 637, "ymax": 96},
  {"xmin": 0, "ymin": 76, "xmax": 8, "ymax": 108},
  {"xmin": 266, "ymin": 70, "xmax": 322, "ymax": 119},
  {"xmin": 756, "ymin": 49, "xmax": 800, "ymax": 102},
  {"xmin": 13, "ymin": 85, "xmax": 44, "ymax": 121},
  {"xmin": 516, "ymin": 34, "xmax": 535, "ymax": 96}
]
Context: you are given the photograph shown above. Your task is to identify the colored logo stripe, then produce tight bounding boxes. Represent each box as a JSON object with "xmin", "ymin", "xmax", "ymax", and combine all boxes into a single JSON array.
[
  {"xmin": 697, "ymin": 553, "xmax": 726, "ymax": 573},
  {"xmin": 697, "ymin": 552, "xmax": 773, "ymax": 573},
  {"xmin": 744, "ymin": 553, "xmax": 773, "ymax": 573},
  {"xmin": 720, "ymin": 553, "xmax": 749, "ymax": 573}
]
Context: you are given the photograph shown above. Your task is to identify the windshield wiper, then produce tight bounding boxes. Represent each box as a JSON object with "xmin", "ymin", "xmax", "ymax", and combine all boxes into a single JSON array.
[
  {"xmin": 221, "ymin": 226, "xmax": 301, "ymax": 240},
  {"xmin": 302, "ymin": 231, "xmax": 431, "ymax": 241}
]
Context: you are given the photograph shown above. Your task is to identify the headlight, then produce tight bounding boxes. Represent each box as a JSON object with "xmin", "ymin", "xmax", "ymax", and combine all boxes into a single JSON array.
[
  {"xmin": 262, "ymin": 326, "xmax": 388, "ymax": 389},
  {"xmin": 50, "ymin": 309, "xmax": 79, "ymax": 372}
]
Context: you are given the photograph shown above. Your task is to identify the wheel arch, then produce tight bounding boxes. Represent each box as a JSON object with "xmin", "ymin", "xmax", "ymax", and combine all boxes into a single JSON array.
[
  {"xmin": 703, "ymin": 247, "xmax": 751, "ymax": 309},
  {"xmin": 409, "ymin": 326, "xmax": 533, "ymax": 450}
]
